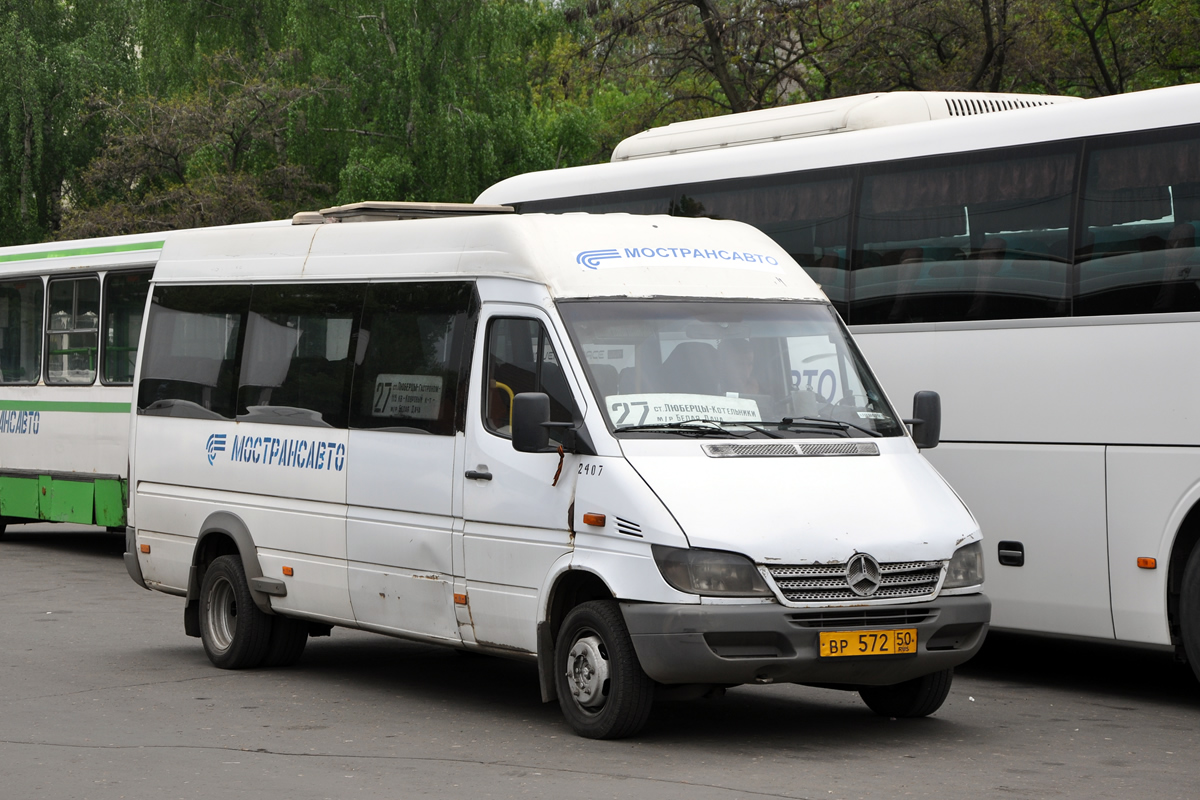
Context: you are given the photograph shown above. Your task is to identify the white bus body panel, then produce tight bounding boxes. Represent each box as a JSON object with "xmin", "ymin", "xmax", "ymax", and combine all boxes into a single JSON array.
[{"xmin": 0, "ymin": 384, "xmax": 130, "ymax": 476}]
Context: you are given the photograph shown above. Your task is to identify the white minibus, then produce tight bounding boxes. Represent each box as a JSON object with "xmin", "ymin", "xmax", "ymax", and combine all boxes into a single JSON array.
[{"xmin": 125, "ymin": 202, "xmax": 989, "ymax": 738}]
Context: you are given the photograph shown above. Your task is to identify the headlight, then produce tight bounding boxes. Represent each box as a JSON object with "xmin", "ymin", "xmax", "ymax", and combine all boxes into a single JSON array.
[
  {"xmin": 943, "ymin": 541, "xmax": 984, "ymax": 589},
  {"xmin": 652, "ymin": 545, "xmax": 773, "ymax": 596}
]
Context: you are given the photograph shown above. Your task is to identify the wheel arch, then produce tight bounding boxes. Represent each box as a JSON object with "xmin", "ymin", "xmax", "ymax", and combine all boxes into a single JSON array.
[
  {"xmin": 183, "ymin": 511, "xmax": 272, "ymax": 637},
  {"xmin": 535, "ymin": 565, "xmax": 615, "ymax": 703},
  {"xmin": 1166, "ymin": 498, "xmax": 1200, "ymax": 650}
]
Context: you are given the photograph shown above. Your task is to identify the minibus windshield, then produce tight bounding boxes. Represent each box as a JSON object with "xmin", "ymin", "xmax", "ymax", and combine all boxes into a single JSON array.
[{"xmin": 557, "ymin": 299, "xmax": 904, "ymax": 438}]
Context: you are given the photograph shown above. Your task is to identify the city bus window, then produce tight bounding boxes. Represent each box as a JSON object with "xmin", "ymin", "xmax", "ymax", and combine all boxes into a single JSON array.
[
  {"xmin": 851, "ymin": 148, "xmax": 1075, "ymax": 324},
  {"xmin": 46, "ymin": 276, "xmax": 100, "ymax": 384},
  {"xmin": 675, "ymin": 172, "xmax": 853, "ymax": 317},
  {"xmin": 0, "ymin": 278, "xmax": 43, "ymax": 384},
  {"xmin": 484, "ymin": 318, "xmax": 578, "ymax": 441},
  {"xmin": 237, "ymin": 284, "xmax": 365, "ymax": 429},
  {"xmin": 348, "ymin": 281, "xmax": 476, "ymax": 435},
  {"xmin": 102, "ymin": 270, "xmax": 152, "ymax": 385},
  {"xmin": 138, "ymin": 285, "xmax": 251, "ymax": 419},
  {"xmin": 1076, "ymin": 126, "xmax": 1200, "ymax": 316}
]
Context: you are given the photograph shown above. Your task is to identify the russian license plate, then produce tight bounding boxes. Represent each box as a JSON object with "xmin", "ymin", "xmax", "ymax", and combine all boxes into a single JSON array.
[{"xmin": 818, "ymin": 628, "xmax": 917, "ymax": 657}]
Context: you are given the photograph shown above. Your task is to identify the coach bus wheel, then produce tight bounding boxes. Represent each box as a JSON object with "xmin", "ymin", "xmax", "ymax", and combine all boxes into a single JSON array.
[
  {"xmin": 554, "ymin": 600, "xmax": 654, "ymax": 739},
  {"xmin": 199, "ymin": 555, "xmax": 273, "ymax": 669},
  {"xmin": 1178, "ymin": 545, "xmax": 1200, "ymax": 683},
  {"xmin": 262, "ymin": 615, "xmax": 309, "ymax": 668},
  {"xmin": 859, "ymin": 668, "xmax": 953, "ymax": 718}
]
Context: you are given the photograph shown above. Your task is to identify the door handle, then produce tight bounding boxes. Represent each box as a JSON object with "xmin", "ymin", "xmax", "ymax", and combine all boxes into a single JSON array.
[
  {"xmin": 998, "ymin": 540, "xmax": 1025, "ymax": 567},
  {"xmin": 465, "ymin": 468, "xmax": 492, "ymax": 481}
]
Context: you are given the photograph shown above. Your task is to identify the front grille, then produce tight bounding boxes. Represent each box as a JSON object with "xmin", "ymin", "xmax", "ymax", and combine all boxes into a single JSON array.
[
  {"xmin": 767, "ymin": 560, "xmax": 943, "ymax": 603},
  {"xmin": 786, "ymin": 608, "xmax": 938, "ymax": 628}
]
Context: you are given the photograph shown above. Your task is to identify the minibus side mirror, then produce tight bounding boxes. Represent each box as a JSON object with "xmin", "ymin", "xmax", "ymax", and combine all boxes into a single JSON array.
[
  {"xmin": 512, "ymin": 392, "xmax": 553, "ymax": 453},
  {"xmin": 906, "ymin": 391, "xmax": 941, "ymax": 450}
]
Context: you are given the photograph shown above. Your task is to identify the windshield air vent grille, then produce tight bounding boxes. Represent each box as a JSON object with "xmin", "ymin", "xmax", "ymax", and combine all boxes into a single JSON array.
[
  {"xmin": 703, "ymin": 442, "xmax": 879, "ymax": 458},
  {"xmin": 767, "ymin": 560, "xmax": 943, "ymax": 604}
]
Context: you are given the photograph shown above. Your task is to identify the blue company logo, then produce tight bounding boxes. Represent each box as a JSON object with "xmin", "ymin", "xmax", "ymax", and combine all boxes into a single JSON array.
[
  {"xmin": 205, "ymin": 431, "xmax": 346, "ymax": 472},
  {"xmin": 0, "ymin": 410, "xmax": 39, "ymax": 435},
  {"xmin": 576, "ymin": 246, "xmax": 780, "ymax": 269},
  {"xmin": 576, "ymin": 249, "xmax": 623, "ymax": 269},
  {"xmin": 206, "ymin": 433, "xmax": 227, "ymax": 464}
]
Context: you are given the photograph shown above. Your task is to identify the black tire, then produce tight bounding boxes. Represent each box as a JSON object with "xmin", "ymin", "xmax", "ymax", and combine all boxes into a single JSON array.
[
  {"xmin": 554, "ymin": 600, "xmax": 654, "ymax": 739},
  {"xmin": 261, "ymin": 615, "xmax": 309, "ymax": 668},
  {"xmin": 859, "ymin": 668, "xmax": 954, "ymax": 718},
  {"xmin": 1179, "ymin": 544, "xmax": 1200, "ymax": 682},
  {"xmin": 198, "ymin": 555, "xmax": 273, "ymax": 669}
]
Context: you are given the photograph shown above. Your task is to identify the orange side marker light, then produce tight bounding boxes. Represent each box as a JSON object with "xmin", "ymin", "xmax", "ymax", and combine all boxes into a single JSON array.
[
  {"xmin": 1137, "ymin": 557, "xmax": 1157, "ymax": 569},
  {"xmin": 582, "ymin": 513, "xmax": 606, "ymax": 527},
  {"xmin": 282, "ymin": 566, "xmax": 294, "ymax": 577},
  {"xmin": 454, "ymin": 593, "xmax": 468, "ymax": 605},
  {"xmin": 139, "ymin": 544, "xmax": 150, "ymax": 554}
]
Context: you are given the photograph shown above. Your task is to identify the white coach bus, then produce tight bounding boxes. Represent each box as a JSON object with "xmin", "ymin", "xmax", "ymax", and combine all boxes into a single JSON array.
[
  {"xmin": 0, "ymin": 233, "xmax": 159, "ymax": 533},
  {"xmin": 477, "ymin": 85, "xmax": 1200, "ymax": 678},
  {"xmin": 124, "ymin": 204, "xmax": 988, "ymax": 738}
]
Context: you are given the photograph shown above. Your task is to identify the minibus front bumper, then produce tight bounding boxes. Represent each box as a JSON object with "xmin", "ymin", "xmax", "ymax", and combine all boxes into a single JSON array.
[{"xmin": 621, "ymin": 594, "xmax": 990, "ymax": 687}]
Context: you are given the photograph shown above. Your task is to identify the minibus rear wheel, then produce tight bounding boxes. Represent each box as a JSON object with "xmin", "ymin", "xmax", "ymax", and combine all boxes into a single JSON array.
[
  {"xmin": 199, "ymin": 555, "xmax": 273, "ymax": 669},
  {"xmin": 858, "ymin": 668, "xmax": 953, "ymax": 718},
  {"xmin": 262, "ymin": 616, "xmax": 309, "ymax": 668},
  {"xmin": 555, "ymin": 600, "xmax": 654, "ymax": 739}
]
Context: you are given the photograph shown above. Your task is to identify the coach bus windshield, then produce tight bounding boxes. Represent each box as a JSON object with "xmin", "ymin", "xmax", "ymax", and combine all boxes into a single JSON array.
[{"xmin": 557, "ymin": 299, "xmax": 903, "ymax": 439}]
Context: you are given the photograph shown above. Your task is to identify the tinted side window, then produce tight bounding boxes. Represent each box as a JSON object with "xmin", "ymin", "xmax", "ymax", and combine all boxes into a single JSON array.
[
  {"xmin": 675, "ymin": 173, "xmax": 853, "ymax": 316},
  {"xmin": 103, "ymin": 270, "xmax": 152, "ymax": 385},
  {"xmin": 485, "ymin": 318, "xmax": 579, "ymax": 441},
  {"xmin": 237, "ymin": 284, "xmax": 365, "ymax": 429},
  {"xmin": 46, "ymin": 276, "xmax": 100, "ymax": 384},
  {"xmin": 348, "ymin": 281, "xmax": 476, "ymax": 435},
  {"xmin": 851, "ymin": 149, "xmax": 1076, "ymax": 324},
  {"xmin": 519, "ymin": 188, "xmax": 672, "ymax": 215},
  {"xmin": 0, "ymin": 278, "xmax": 43, "ymax": 385},
  {"xmin": 1075, "ymin": 126, "xmax": 1200, "ymax": 316},
  {"xmin": 138, "ymin": 285, "xmax": 250, "ymax": 420}
]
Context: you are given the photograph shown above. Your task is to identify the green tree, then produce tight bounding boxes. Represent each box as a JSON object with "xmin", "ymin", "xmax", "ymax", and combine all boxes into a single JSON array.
[
  {"xmin": 59, "ymin": 51, "xmax": 333, "ymax": 237},
  {"xmin": 0, "ymin": 0, "xmax": 137, "ymax": 244}
]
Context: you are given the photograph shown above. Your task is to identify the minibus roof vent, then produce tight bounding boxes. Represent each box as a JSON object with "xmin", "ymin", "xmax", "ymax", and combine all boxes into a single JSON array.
[
  {"xmin": 293, "ymin": 201, "xmax": 514, "ymax": 225},
  {"xmin": 610, "ymin": 91, "xmax": 1082, "ymax": 161}
]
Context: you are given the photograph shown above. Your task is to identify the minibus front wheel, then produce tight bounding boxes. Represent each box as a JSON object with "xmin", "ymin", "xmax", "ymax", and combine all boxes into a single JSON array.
[
  {"xmin": 199, "ymin": 555, "xmax": 273, "ymax": 669},
  {"xmin": 555, "ymin": 600, "xmax": 654, "ymax": 739}
]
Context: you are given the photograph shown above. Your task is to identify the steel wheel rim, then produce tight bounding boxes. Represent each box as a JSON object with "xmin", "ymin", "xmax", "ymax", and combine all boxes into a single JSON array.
[
  {"xmin": 205, "ymin": 576, "xmax": 237, "ymax": 653},
  {"xmin": 566, "ymin": 632, "xmax": 610, "ymax": 710}
]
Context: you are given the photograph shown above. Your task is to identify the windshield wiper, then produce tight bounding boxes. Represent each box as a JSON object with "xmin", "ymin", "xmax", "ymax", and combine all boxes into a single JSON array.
[
  {"xmin": 776, "ymin": 416, "xmax": 882, "ymax": 438},
  {"xmin": 615, "ymin": 419, "xmax": 750, "ymax": 437}
]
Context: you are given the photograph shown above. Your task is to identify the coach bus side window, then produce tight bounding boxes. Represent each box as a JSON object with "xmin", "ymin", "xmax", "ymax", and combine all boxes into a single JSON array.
[
  {"xmin": 675, "ymin": 173, "xmax": 853, "ymax": 317},
  {"xmin": 46, "ymin": 276, "xmax": 100, "ymax": 384},
  {"xmin": 237, "ymin": 283, "xmax": 365, "ymax": 430},
  {"xmin": 348, "ymin": 282, "xmax": 476, "ymax": 435},
  {"xmin": 102, "ymin": 270, "xmax": 152, "ymax": 385},
  {"xmin": 851, "ymin": 149, "xmax": 1075, "ymax": 324},
  {"xmin": 0, "ymin": 278, "xmax": 43, "ymax": 384},
  {"xmin": 1075, "ymin": 127, "xmax": 1200, "ymax": 316},
  {"xmin": 138, "ymin": 285, "xmax": 250, "ymax": 420},
  {"xmin": 518, "ymin": 187, "xmax": 672, "ymax": 215}
]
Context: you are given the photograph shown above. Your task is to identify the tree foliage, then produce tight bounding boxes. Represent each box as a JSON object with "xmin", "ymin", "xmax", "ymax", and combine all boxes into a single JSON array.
[{"xmin": 1, "ymin": 0, "xmax": 1198, "ymax": 244}]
